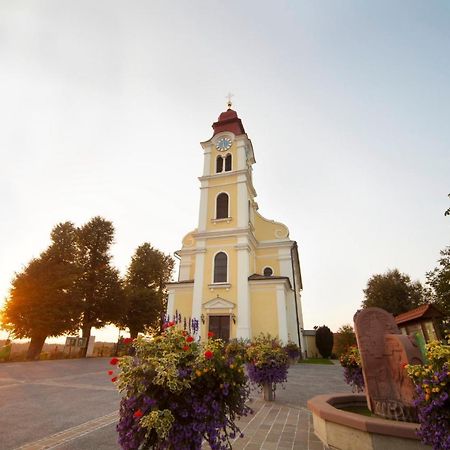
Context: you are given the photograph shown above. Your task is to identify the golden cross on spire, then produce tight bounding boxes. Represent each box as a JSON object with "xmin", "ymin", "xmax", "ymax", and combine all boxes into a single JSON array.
[{"xmin": 226, "ymin": 92, "xmax": 234, "ymax": 109}]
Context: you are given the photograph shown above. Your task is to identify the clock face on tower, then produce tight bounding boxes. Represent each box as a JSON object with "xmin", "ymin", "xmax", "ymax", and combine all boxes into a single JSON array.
[{"xmin": 215, "ymin": 136, "xmax": 232, "ymax": 151}]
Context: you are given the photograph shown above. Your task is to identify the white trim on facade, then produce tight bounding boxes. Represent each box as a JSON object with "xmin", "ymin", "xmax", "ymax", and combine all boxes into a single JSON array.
[
  {"xmin": 192, "ymin": 243, "xmax": 206, "ymax": 337},
  {"xmin": 276, "ymin": 285, "xmax": 288, "ymax": 343},
  {"xmin": 236, "ymin": 236, "xmax": 251, "ymax": 339}
]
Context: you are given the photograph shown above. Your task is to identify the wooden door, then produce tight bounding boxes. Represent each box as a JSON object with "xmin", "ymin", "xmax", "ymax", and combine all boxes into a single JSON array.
[{"xmin": 208, "ymin": 315, "xmax": 230, "ymax": 341}]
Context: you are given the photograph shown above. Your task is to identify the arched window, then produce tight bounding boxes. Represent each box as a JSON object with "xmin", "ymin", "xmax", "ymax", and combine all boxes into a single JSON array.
[
  {"xmin": 216, "ymin": 193, "xmax": 229, "ymax": 219},
  {"xmin": 216, "ymin": 156, "xmax": 223, "ymax": 173},
  {"xmin": 263, "ymin": 267, "xmax": 273, "ymax": 277},
  {"xmin": 224, "ymin": 154, "xmax": 232, "ymax": 172},
  {"xmin": 214, "ymin": 252, "xmax": 228, "ymax": 282}
]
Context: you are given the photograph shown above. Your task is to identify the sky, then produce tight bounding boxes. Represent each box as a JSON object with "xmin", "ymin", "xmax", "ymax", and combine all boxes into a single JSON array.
[{"xmin": 1, "ymin": 1, "xmax": 449, "ymax": 343}]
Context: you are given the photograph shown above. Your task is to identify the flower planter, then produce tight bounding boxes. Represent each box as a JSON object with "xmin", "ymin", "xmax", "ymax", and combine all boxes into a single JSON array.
[{"xmin": 263, "ymin": 382, "xmax": 274, "ymax": 401}]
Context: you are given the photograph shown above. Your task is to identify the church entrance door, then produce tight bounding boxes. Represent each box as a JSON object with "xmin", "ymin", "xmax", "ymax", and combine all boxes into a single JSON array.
[{"xmin": 208, "ymin": 315, "xmax": 230, "ymax": 341}]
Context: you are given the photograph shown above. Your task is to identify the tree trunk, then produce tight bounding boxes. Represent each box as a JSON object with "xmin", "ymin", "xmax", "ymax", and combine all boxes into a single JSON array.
[
  {"xmin": 129, "ymin": 328, "xmax": 139, "ymax": 340},
  {"xmin": 26, "ymin": 335, "xmax": 47, "ymax": 361},
  {"xmin": 81, "ymin": 322, "xmax": 92, "ymax": 357}
]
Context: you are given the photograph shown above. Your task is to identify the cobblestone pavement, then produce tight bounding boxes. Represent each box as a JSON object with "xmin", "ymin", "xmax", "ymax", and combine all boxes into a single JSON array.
[
  {"xmin": 223, "ymin": 362, "xmax": 352, "ymax": 450},
  {"xmin": 0, "ymin": 358, "xmax": 351, "ymax": 449}
]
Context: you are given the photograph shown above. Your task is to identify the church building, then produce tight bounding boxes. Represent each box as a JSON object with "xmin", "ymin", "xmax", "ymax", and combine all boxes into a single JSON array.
[{"xmin": 167, "ymin": 104, "xmax": 305, "ymax": 352}]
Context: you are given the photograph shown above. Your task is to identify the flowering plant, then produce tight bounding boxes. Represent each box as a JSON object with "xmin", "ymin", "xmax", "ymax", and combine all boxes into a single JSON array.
[
  {"xmin": 339, "ymin": 346, "xmax": 364, "ymax": 393},
  {"xmin": 114, "ymin": 325, "xmax": 251, "ymax": 450},
  {"xmin": 246, "ymin": 334, "xmax": 288, "ymax": 389},
  {"xmin": 406, "ymin": 335, "xmax": 450, "ymax": 450},
  {"xmin": 284, "ymin": 341, "xmax": 300, "ymax": 361},
  {"xmin": 224, "ymin": 338, "xmax": 250, "ymax": 362}
]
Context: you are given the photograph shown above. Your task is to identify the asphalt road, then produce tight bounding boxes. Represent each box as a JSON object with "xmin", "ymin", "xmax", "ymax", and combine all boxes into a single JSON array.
[{"xmin": 0, "ymin": 357, "xmax": 120, "ymax": 450}]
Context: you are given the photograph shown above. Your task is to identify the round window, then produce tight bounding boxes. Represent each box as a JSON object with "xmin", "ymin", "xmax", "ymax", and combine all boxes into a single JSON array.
[{"xmin": 263, "ymin": 267, "xmax": 273, "ymax": 277}]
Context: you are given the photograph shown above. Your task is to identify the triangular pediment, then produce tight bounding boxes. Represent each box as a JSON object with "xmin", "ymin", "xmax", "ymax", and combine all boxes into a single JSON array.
[{"xmin": 203, "ymin": 297, "xmax": 235, "ymax": 310}]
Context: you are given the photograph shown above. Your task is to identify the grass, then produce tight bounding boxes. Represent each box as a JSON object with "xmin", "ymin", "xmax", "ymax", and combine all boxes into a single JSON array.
[{"xmin": 298, "ymin": 358, "xmax": 334, "ymax": 365}]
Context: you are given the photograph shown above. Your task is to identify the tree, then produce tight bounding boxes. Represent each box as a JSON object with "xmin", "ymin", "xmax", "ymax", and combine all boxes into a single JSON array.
[
  {"xmin": 426, "ymin": 247, "xmax": 450, "ymax": 316},
  {"xmin": 315, "ymin": 325, "xmax": 334, "ymax": 358},
  {"xmin": 76, "ymin": 217, "xmax": 123, "ymax": 352},
  {"xmin": 334, "ymin": 324, "xmax": 357, "ymax": 357},
  {"xmin": 119, "ymin": 243, "xmax": 174, "ymax": 338},
  {"xmin": 2, "ymin": 222, "xmax": 81, "ymax": 360},
  {"xmin": 361, "ymin": 269, "xmax": 427, "ymax": 316}
]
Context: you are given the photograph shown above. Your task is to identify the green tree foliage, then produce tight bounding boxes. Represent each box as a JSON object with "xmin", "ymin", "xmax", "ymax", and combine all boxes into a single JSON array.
[
  {"xmin": 2, "ymin": 222, "xmax": 81, "ymax": 360},
  {"xmin": 334, "ymin": 324, "xmax": 357, "ymax": 357},
  {"xmin": 361, "ymin": 269, "xmax": 427, "ymax": 316},
  {"xmin": 76, "ymin": 217, "xmax": 123, "ymax": 347},
  {"xmin": 315, "ymin": 325, "xmax": 334, "ymax": 359},
  {"xmin": 426, "ymin": 247, "xmax": 450, "ymax": 316},
  {"xmin": 120, "ymin": 243, "xmax": 174, "ymax": 338}
]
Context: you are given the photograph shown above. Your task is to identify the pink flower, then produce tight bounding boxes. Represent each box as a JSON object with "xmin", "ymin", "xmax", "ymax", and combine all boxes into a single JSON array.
[
  {"xmin": 110, "ymin": 357, "xmax": 119, "ymax": 365},
  {"xmin": 204, "ymin": 350, "xmax": 213, "ymax": 359}
]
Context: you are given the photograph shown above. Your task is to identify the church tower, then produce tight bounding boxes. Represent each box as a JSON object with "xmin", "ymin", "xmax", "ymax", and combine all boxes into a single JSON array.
[{"xmin": 167, "ymin": 105, "xmax": 305, "ymax": 351}]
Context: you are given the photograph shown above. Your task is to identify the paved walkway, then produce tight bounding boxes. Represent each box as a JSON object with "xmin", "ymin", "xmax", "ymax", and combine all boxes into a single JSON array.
[
  {"xmin": 0, "ymin": 358, "xmax": 352, "ymax": 449},
  {"xmin": 225, "ymin": 362, "xmax": 352, "ymax": 450}
]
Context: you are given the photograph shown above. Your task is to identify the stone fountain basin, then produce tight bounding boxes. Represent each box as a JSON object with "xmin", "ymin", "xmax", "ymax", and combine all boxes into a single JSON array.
[{"xmin": 307, "ymin": 393, "xmax": 430, "ymax": 450}]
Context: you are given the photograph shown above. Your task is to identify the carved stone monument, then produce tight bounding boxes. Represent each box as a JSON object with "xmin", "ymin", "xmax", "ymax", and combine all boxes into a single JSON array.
[{"xmin": 354, "ymin": 307, "xmax": 423, "ymax": 422}]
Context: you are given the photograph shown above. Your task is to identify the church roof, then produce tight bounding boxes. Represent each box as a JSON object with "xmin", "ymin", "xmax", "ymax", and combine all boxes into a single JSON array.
[{"xmin": 212, "ymin": 108, "xmax": 246, "ymax": 136}]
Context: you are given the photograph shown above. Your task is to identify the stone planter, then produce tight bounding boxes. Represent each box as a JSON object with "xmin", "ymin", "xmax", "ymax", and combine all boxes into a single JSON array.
[{"xmin": 263, "ymin": 382, "xmax": 274, "ymax": 401}]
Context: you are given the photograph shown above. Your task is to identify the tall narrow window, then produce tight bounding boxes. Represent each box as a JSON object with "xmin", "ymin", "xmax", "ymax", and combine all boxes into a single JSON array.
[
  {"xmin": 216, "ymin": 156, "xmax": 223, "ymax": 173},
  {"xmin": 214, "ymin": 252, "xmax": 228, "ymax": 282},
  {"xmin": 216, "ymin": 193, "xmax": 229, "ymax": 219},
  {"xmin": 224, "ymin": 154, "xmax": 232, "ymax": 172}
]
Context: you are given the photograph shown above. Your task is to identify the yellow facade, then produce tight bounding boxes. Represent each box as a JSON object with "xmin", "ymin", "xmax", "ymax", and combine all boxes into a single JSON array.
[{"xmin": 167, "ymin": 107, "xmax": 305, "ymax": 353}]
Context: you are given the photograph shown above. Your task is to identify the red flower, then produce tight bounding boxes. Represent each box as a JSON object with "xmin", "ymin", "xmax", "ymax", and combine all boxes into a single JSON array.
[
  {"xmin": 107, "ymin": 370, "xmax": 113, "ymax": 376},
  {"xmin": 207, "ymin": 331, "xmax": 214, "ymax": 338},
  {"xmin": 401, "ymin": 363, "xmax": 408, "ymax": 369},
  {"xmin": 183, "ymin": 345, "xmax": 190, "ymax": 351},
  {"xmin": 110, "ymin": 357, "xmax": 119, "ymax": 365},
  {"xmin": 186, "ymin": 336, "xmax": 194, "ymax": 343},
  {"xmin": 123, "ymin": 337, "xmax": 133, "ymax": 344},
  {"xmin": 111, "ymin": 376, "xmax": 118, "ymax": 382},
  {"xmin": 182, "ymin": 330, "xmax": 188, "ymax": 336},
  {"xmin": 168, "ymin": 321, "xmax": 175, "ymax": 327},
  {"xmin": 204, "ymin": 350, "xmax": 213, "ymax": 359},
  {"xmin": 133, "ymin": 409, "xmax": 143, "ymax": 418}
]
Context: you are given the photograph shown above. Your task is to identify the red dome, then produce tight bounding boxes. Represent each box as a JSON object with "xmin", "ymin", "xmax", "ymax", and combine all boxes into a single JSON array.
[{"xmin": 212, "ymin": 108, "xmax": 246, "ymax": 136}]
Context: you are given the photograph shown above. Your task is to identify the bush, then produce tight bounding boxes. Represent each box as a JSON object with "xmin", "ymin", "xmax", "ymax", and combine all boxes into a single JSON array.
[
  {"xmin": 315, "ymin": 325, "xmax": 334, "ymax": 358},
  {"xmin": 334, "ymin": 324, "xmax": 357, "ymax": 357},
  {"xmin": 406, "ymin": 335, "xmax": 450, "ymax": 450}
]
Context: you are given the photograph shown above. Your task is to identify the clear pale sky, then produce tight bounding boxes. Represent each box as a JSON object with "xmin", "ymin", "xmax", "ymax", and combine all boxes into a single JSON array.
[{"xmin": 1, "ymin": 1, "xmax": 449, "ymax": 342}]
